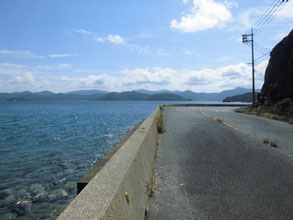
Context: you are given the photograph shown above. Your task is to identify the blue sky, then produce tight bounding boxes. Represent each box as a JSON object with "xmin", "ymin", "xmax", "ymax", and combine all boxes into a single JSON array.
[{"xmin": 0, "ymin": 0, "xmax": 292, "ymax": 92}]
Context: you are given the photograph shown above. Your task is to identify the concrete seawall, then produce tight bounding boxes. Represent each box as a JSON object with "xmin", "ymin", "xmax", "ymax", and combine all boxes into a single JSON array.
[{"xmin": 58, "ymin": 106, "xmax": 160, "ymax": 220}]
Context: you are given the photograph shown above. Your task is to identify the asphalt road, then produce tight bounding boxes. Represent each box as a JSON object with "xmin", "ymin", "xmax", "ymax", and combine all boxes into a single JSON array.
[{"xmin": 148, "ymin": 106, "xmax": 293, "ymax": 220}]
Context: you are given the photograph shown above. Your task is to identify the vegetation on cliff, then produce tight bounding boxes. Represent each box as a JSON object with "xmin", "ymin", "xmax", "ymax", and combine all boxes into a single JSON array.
[{"xmin": 236, "ymin": 98, "xmax": 293, "ymax": 124}]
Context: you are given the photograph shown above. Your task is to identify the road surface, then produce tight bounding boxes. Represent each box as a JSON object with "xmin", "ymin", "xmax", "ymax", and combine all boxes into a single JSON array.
[{"xmin": 148, "ymin": 106, "xmax": 293, "ymax": 220}]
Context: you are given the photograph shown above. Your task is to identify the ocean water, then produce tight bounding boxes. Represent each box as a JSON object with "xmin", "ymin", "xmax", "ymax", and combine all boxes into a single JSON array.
[{"xmin": 0, "ymin": 100, "xmax": 229, "ymax": 219}]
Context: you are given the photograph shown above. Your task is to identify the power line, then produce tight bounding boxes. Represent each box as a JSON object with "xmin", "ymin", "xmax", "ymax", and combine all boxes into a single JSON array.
[
  {"xmin": 244, "ymin": 0, "xmax": 281, "ymax": 35},
  {"xmin": 252, "ymin": 0, "xmax": 281, "ymax": 31},
  {"xmin": 254, "ymin": 45, "xmax": 270, "ymax": 55},
  {"xmin": 255, "ymin": 64, "xmax": 268, "ymax": 72},
  {"xmin": 255, "ymin": 53, "xmax": 270, "ymax": 62},
  {"xmin": 255, "ymin": 2, "xmax": 287, "ymax": 35},
  {"xmin": 254, "ymin": 43, "xmax": 271, "ymax": 53},
  {"xmin": 255, "ymin": 55, "xmax": 270, "ymax": 65}
]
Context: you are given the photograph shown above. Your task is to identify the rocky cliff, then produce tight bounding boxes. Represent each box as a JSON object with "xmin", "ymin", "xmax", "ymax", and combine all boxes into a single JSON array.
[{"xmin": 258, "ymin": 29, "xmax": 293, "ymax": 105}]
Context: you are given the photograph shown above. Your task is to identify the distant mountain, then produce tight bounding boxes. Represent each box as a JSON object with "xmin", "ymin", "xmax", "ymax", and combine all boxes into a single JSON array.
[
  {"xmin": 148, "ymin": 93, "xmax": 190, "ymax": 101},
  {"xmin": 134, "ymin": 89, "xmax": 158, "ymax": 95},
  {"xmin": 134, "ymin": 89, "xmax": 174, "ymax": 95},
  {"xmin": 35, "ymin": 90, "xmax": 55, "ymax": 96},
  {"xmin": 134, "ymin": 87, "xmax": 260, "ymax": 101},
  {"xmin": 0, "ymin": 91, "xmax": 106, "ymax": 101},
  {"xmin": 223, "ymin": 92, "xmax": 259, "ymax": 103},
  {"xmin": 66, "ymin": 90, "xmax": 108, "ymax": 95},
  {"xmin": 100, "ymin": 91, "xmax": 149, "ymax": 101},
  {"xmin": 99, "ymin": 91, "xmax": 189, "ymax": 101}
]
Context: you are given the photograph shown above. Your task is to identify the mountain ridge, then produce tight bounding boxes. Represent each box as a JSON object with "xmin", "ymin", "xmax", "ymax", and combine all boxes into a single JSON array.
[{"xmin": 0, "ymin": 87, "xmax": 259, "ymax": 102}]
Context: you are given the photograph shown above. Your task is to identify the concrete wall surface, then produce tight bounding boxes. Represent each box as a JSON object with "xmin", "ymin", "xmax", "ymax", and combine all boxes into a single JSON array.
[{"xmin": 57, "ymin": 106, "xmax": 160, "ymax": 220}]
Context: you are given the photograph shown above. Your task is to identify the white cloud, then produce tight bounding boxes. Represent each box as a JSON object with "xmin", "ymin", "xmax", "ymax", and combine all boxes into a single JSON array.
[
  {"xmin": 0, "ymin": 63, "xmax": 27, "ymax": 75},
  {"xmin": 73, "ymin": 29, "xmax": 92, "ymax": 35},
  {"xmin": 49, "ymin": 54, "xmax": 78, "ymax": 58},
  {"xmin": 0, "ymin": 63, "xmax": 26, "ymax": 69},
  {"xmin": 215, "ymin": 55, "xmax": 233, "ymax": 62},
  {"xmin": 229, "ymin": 1, "xmax": 293, "ymax": 32},
  {"xmin": 10, "ymin": 72, "xmax": 35, "ymax": 84},
  {"xmin": 277, "ymin": 0, "xmax": 293, "ymax": 19},
  {"xmin": 183, "ymin": 0, "xmax": 190, "ymax": 4},
  {"xmin": 0, "ymin": 50, "xmax": 45, "ymax": 59},
  {"xmin": 237, "ymin": 10, "xmax": 255, "ymax": 30},
  {"xmin": 72, "ymin": 29, "xmax": 104, "ymax": 43},
  {"xmin": 70, "ymin": 29, "xmax": 149, "ymax": 53},
  {"xmin": 58, "ymin": 63, "xmax": 71, "ymax": 69},
  {"xmin": 95, "ymin": 37, "xmax": 104, "ymax": 43},
  {"xmin": 182, "ymin": 49, "xmax": 202, "ymax": 58},
  {"xmin": 0, "ymin": 63, "xmax": 37, "ymax": 92},
  {"xmin": 0, "ymin": 62, "xmax": 267, "ymax": 93},
  {"xmin": 106, "ymin": 34, "xmax": 126, "ymax": 45},
  {"xmin": 57, "ymin": 63, "xmax": 263, "ymax": 92},
  {"xmin": 273, "ymin": 31, "xmax": 289, "ymax": 41},
  {"xmin": 135, "ymin": 29, "xmax": 153, "ymax": 39},
  {"xmin": 157, "ymin": 48, "xmax": 170, "ymax": 56},
  {"xmin": 223, "ymin": 0, "xmax": 238, "ymax": 9},
  {"xmin": 171, "ymin": 0, "xmax": 233, "ymax": 33},
  {"xmin": 72, "ymin": 29, "xmax": 126, "ymax": 45},
  {"xmin": 230, "ymin": 35, "xmax": 242, "ymax": 42}
]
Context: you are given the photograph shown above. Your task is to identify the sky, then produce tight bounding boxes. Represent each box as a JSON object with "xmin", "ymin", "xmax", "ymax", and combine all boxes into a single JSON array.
[{"xmin": 0, "ymin": 0, "xmax": 292, "ymax": 93}]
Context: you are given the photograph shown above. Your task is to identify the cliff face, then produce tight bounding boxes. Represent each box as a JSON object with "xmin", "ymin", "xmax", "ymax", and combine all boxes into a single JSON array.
[{"xmin": 258, "ymin": 29, "xmax": 293, "ymax": 105}]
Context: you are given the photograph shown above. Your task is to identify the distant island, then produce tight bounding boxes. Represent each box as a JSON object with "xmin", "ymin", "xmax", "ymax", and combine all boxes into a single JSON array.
[
  {"xmin": 0, "ymin": 87, "xmax": 259, "ymax": 102},
  {"xmin": 223, "ymin": 92, "xmax": 259, "ymax": 103}
]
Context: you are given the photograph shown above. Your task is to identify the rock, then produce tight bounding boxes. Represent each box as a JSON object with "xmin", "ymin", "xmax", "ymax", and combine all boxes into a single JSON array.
[
  {"xmin": 13, "ymin": 199, "xmax": 32, "ymax": 216},
  {"xmin": 16, "ymin": 189, "xmax": 31, "ymax": 200},
  {"xmin": 258, "ymin": 29, "xmax": 293, "ymax": 105},
  {"xmin": 64, "ymin": 181, "xmax": 76, "ymax": 190},
  {"xmin": 29, "ymin": 183, "xmax": 47, "ymax": 201},
  {"xmin": 64, "ymin": 168, "xmax": 75, "ymax": 175},
  {"xmin": 48, "ymin": 189, "xmax": 68, "ymax": 200},
  {"xmin": 0, "ymin": 195, "xmax": 16, "ymax": 206},
  {"xmin": 0, "ymin": 212, "xmax": 17, "ymax": 220},
  {"xmin": 2, "ymin": 188, "xmax": 14, "ymax": 197}
]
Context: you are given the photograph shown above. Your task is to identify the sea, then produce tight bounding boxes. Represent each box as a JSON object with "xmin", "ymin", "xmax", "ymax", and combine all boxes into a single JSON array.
[{"xmin": 0, "ymin": 100, "xmax": 231, "ymax": 219}]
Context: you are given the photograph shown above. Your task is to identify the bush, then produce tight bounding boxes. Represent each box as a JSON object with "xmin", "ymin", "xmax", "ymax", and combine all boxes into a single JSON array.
[{"xmin": 273, "ymin": 98, "xmax": 292, "ymax": 115}]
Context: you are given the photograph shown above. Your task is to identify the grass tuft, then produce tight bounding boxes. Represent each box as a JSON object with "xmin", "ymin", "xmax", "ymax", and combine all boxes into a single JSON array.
[
  {"xmin": 263, "ymin": 138, "xmax": 270, "ymax": 144},
  {"xmin": 157, "ymin": 108, "xmax": 164, "ymax": 133},
  {"xmin": 269, "ymin": 140, "xmax": 278, "ymax": 148},
  {"xmin": 216, "ymin": 118, "xmax": 223, "ymax": 123},
  {"xmin": 263, "ymin": 138, "xmax": 279, "ymax": 148}
]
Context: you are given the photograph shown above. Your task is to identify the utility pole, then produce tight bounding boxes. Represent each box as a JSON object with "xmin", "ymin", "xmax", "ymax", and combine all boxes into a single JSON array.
[{"xmin": 242, "ymin": 28, "xmax": 256, "ymax": 106}]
